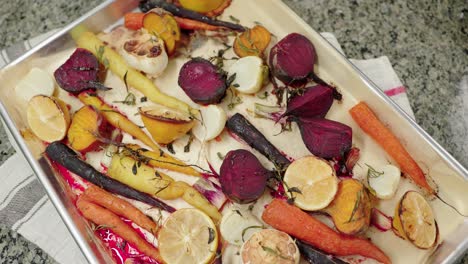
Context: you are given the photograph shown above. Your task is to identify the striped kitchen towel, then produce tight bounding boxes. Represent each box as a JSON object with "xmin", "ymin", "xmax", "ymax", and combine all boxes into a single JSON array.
[{"xmin": 0, "ymin": 31, "xmax": 414, "ymax": 264}]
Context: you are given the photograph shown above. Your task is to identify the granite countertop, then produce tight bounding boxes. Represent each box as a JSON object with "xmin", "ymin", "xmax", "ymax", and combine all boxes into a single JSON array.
[{"xmin": 0, "ymin": 0, "xmax": 467, "ymax": 263}]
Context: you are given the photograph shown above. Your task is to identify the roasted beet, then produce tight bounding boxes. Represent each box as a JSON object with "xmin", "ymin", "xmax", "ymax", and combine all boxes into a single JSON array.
[
  {"xmin": 54, "ymin": 48, "xmax": 109, "ymax": 93},
  {"xmin": 284, "ymin": 85, "xmax": 334, "ymax": 119},
  {"xmin": 269, "ymin": 33, "xmax": 316, "ymax": 86},
  {"xmin": 178, "ymin": 58, "xmax": 227, "ymax": 105},
  {"xmin": 297, "ymin": 117, "xmax": 352, "ymax": 159},
  {"xmin": 219, "ymin": 149, "xmax": 270, "ymax": 203}
]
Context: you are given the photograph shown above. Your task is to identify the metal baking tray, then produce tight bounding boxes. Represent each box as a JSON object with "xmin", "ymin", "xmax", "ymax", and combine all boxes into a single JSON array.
[{"xmin": 0, "ymin": 0, "xmax": 466, "ymax": 263}]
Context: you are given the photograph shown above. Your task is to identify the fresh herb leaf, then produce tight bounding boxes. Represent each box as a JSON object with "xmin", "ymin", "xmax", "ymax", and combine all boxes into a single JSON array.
[
  {"xmin": 232, "ymin": 83, "xmax": 240, "ymax": 88},
  {"xmin": 366, "ymin": 164, "xmax": 384, "ymax": 179},
  {"xmin": 184, "ymin": 133, "xmax": 194, "ymax": 153},
  {"xmin": 167, "ymin": 143, "xmax": 175, "ymax": 154},
  {"xmin": 288, "ymin": 187, "xmax": 302, "ymax": 194},
  {"xmin": 226, "ymin": 73, "xmax": 237, "ymax": 87},
  {"xmin": 229, "ymin": 15, "xmax": 240, "ymax": 23},
  {"xmin": 234, "ymin": 209, "xmax": 243, "ymax": 217},
  {"xmin": 140, "ymin": 96, "xmax": 148, "ymax": 103},
  {"xmin": 154, "ymin": 171, "xmax": 162, "ymax": 179},
  {"xmin": 346, "ymin": 189, "xmax": 363, "ymax": 223},
  {"xmin": 261, "ymin": 245, "xmax": 290, "ymax": 260},
  {"xmin": 241, "ymin": 225, "xmax": 263, "ymax": 242},
  {"xmin": 123, "ymin": 71, "xmax": 129, "ymax": 92},
  {"xmin": 257, "ymin": 91, "xmax": 269, "ymax": 99},
  {"xmin": 114, "ymin": 93, "xmax": 136, "ymax": 106},
  {"xmin": 208, "ymin": 227, "xmax": 216, "ymax": 244},
  {"xmin": 159, "ymin": 149, "xmax": 165, "ymax": 157},
  {"xmin": 132, "ymin": 163, "xmax": 138, "ymax": 175},
  {"xmin": 228, "ymin": 89, "xmax": 243, "ymax": 110},
  {"xmin": 217, "ymin": 152, "xmax": 225, "ymax": 160}
]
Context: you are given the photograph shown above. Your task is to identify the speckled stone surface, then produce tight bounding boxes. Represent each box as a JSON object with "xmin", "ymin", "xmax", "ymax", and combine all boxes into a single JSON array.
[{"xmin": 0, "ymin": 0, "xmax": 466, "ymax": 263}]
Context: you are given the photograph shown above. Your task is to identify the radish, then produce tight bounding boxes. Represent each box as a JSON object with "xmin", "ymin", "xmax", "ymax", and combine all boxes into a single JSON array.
[
  {"xmin": 192, "ymin": 104, "xmax": 227, "ymax": 141},
  {"xmin": 227, "ymin": 56, "xmax": 266, "ymax": 94},
  {"xmin": 367, "ymin": 164, "xmax": 401, "ymax": 199}
]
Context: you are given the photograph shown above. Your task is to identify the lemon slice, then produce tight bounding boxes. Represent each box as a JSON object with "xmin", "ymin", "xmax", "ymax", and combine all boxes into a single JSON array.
[
  {"xmin": 27, "ymin": 95, "xmax": 70, "ymax": 142},
  {"xmin": 241, "ymin": 229, "xmax": 300, "ymax": 264},
  {"xmin": 158, "ymin": 208, "xmax": 218, "ymax": 264},
  {"xmin": 283, "ymin": 156, "xmax": 338, "ymax": 211},
  {"xmin": 393, "ymin": 191, "xmax": 438, "ymax": 249}
]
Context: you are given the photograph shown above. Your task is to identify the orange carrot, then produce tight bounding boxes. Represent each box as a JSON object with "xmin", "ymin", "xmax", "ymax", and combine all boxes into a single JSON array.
[
  {"xmin": 174, "ymin": 16, "xmax": 222, "ymax": 31},
  {"xmin": 262, "ymin": 199, "xmax": 391, "ymax": 264},
  {"xmin": 124, "ymin": 13, "xmax": 145, "ymax": 30},
  {"xmin": 76, "ymin": 197, "xmax": 162, "ymax": 263},
  {"xmin": 349, "ymin": 102, "xmax": 433, "ymax": 193},
  {"xmin": 82, "ymin": 186, "xmax": 159, "ymax": 235},
  {"xmin": 205, "ymin": 0, "xmax": 232, "ymax": 17}
]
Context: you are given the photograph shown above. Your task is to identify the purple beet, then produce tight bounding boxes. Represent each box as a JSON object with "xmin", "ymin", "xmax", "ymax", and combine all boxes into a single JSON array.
[
  {"xmin": 269, "ymin": 33, "xmax": 316, "ymax": 87},
  {"xmin": 297, "ymin": 117, "xmax": 352, "ymax": 159},
  {"xmin": 284, "ymin": 85, "xmax": 334, "ymax": 119},
  {"xmin": 178, "ymin": 58, "xmax": 227, "ymax": 105},
  {"xmin": 219, "ymin": 149, "xmax": 270, "ymax": 204},
  {"xmin": 54, "ymin": 48, "xmax": 109, "ymax": 94}
]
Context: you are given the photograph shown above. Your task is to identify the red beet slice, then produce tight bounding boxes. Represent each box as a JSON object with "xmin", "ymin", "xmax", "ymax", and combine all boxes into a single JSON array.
[
  {"xmin": 284, "ymin": 85, "xmax": 334, "ymax": 119},
  {"xmin": 219, "ymin": 149, "xmax": 270, "ymax": 204},
  {"xmin": 54, "ymin": 48, "xmax": 109, "ymax": 94},
  {"xmin": 178, "ymin": 57, "xmax": 227, "ymax": 105},
  {"xmin": 269, "ymin": 33, "xmax": 316, "ymax": 86},
  {"xmin": 297, "ymin": 117, "xmax": 352, "ymax": 159}
]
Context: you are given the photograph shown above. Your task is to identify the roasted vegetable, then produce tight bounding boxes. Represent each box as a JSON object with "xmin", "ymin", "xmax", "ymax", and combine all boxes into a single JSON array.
[
  {"xmin": 349, "ymin": 102, "xmax": 434, "ymax": 193},
  {"xmin": 143, "ymin": 10, "xmax": 180, "ymax": 56},
  {"xmin": 81, "ymin": 186, "xmax": 159, "ymax": 235},
  {"xmin": 178, "ymin": 57, "xmax": 227, "ymax": 105},
  {"xmin": 262, "ymin": 199, "xmax": 391, "ymax": 264},
  {"xmin": 139, "ymin": 106, "xmax": 195, "ymax": 144},
  {"xmin": 124, "ymin": 13, "xmax": 145, "ymax": 30},
  {"xmin": 193, "ymin": 177, "xmax": 227, "ymax": 209},
  {"xmin": 179, "ymin": 0, "xmax": 224, "ymax": 13},
  {"xmin": 54, "ymin": 48, "xmax": 109, "ymax": 93},
  {"xmin": 227, "ymin": 56, "xmax": 266, "ymax": 94},
  {"xmin": 269, "ymin": 33, "xmax": 316, "ymax": 87},
  {"xmin": 78, "ymin": 92, "xmax": 160, "ymax": 151},
  {"xmin": 219, "ymin": 149, "xmax": 270, "ymax": 204},
  {"xmin": 67, "ymin": 106, "xmax": 111, "ymax": 152},
  {"xmin": 296, "ymin": 240, "xmax": 348, "ymax": 264},
  {"xmin": 233, "ymin": 25, "xmax": 271, "ymax": 58},
  {"xmin": 323, "ymin": 179, "xmax": 372, "ymax": 235},
  {"xmin": 284, "ymin": 85, "xmax": 334, "ymax": 119},
  {"xmin": 108, "ymin": 154, "xmax": 221, "ymax": 221},
  {"xmin": 296, "ymin": 117, "xmax": 352, "ymax": 159},
  {"xmin": 174, "ymin": 16, "xmax": 223, "ymax": 31},
  {"xmin": 76, "ymin": 197, "xmax": 163, "ymax": 262},
  {"xmin": 125, "ymin": 144, "xmax": 200, "ymax": 176},
  {"xmin": 226, "ymin": 113, "xmax": 290, "ymax": 169},
  {"xmin": 45, "ymin": 142, "xmax": 175, "ymax": 212},
  {"xmin": 74, "ymin": 31, "xmax": 193, "ymax": 114},
  {"xmin": 139, "ymin": 0, "xmax": 245, "ymax": 31}
]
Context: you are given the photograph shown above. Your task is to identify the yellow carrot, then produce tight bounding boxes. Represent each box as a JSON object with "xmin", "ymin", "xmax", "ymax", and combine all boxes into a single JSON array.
[{"xmin": 74, "ymin": 31, "xmax": 193, "ymax": 114}]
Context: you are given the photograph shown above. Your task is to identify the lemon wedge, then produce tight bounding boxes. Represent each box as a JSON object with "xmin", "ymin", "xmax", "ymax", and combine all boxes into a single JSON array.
[
  {"xmin": 393, "ymin": 191, "xmax": 438, "ymax": 249},
  {"xmin": 27, "ymin": 95, "xmax": 70, "ymax": 142}
]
